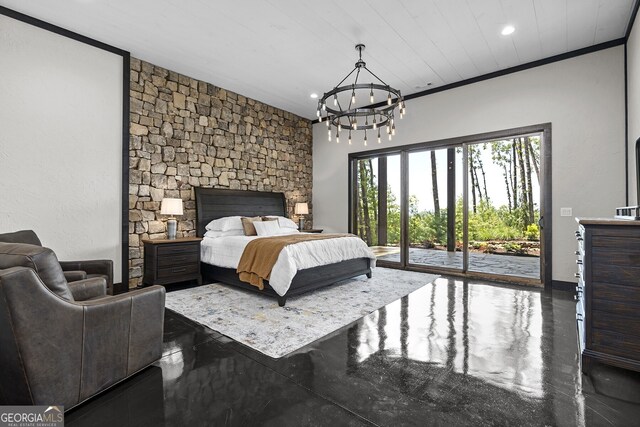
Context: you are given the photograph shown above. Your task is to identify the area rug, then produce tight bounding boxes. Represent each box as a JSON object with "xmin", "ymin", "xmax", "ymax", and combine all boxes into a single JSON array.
[{"xmin": 164, "ymin": 268, "xmax": 439, "ymax": 358}]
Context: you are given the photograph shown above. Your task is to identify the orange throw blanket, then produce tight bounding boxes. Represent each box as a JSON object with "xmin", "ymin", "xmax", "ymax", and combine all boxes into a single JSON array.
[{"xmin": 237, "ymin": 233, "xmax": 354, "ymax": 290}]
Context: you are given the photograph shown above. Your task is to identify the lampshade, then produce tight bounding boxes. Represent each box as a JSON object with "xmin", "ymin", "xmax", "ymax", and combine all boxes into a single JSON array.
[
  {"xmin": 160, "ymin": 198, "xmax": 183, "ymax": 216},
  {"xmin": 295, "ymin": 202, "xmax": 309, "ymax": 215}
]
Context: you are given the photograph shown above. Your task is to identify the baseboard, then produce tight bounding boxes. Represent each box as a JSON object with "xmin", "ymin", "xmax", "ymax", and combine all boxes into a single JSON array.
[{"xmin": 552, "ymin": 280, "xmax": 576, "ymax": 292}]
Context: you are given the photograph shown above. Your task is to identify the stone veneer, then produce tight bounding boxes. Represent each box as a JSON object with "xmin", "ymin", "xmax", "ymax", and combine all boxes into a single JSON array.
[{"xmin": 128, "ymin": 58, "xmax": 313, "ymax": 287}]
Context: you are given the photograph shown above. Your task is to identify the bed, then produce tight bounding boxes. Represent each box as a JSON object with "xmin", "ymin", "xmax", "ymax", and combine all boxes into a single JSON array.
[{"xmin": 195, "ymin": 187, "xmax": 373, "ymax": 306}]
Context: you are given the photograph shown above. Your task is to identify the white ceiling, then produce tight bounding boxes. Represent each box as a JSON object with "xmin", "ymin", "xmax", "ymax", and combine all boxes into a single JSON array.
[{"xmin": 1, "ymin": 0, "xmax": 636, "ymax": 119}]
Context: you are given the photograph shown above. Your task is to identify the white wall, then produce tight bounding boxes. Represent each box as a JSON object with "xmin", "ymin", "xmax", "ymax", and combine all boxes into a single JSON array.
[
  {"xmin": 628, "ymin": 16, "xmax": 640, "ymax": 205},
  {"xmin": 0, "ymin": 15, "xmax": 124, "ymax": 282},
  {"xmin": 313, "ymin": 47, "xmax": 626, "ymax": 283}
]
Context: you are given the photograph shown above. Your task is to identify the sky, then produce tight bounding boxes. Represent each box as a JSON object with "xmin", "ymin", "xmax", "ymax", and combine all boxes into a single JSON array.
[{"xmin": 378, "ymin": 140, "xmax": 541, "ymax": 212}]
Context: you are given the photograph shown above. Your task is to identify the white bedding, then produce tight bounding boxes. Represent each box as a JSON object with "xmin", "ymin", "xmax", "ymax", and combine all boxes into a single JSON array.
[{"xmin": 200, "ymin": 233, "xmax": 376, "ymax": 296}]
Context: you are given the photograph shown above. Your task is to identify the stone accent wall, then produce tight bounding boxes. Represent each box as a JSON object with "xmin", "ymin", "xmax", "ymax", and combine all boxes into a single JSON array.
[{"xmin": 128, "ymin": 58, "xmax": 313, "ymax": 287}]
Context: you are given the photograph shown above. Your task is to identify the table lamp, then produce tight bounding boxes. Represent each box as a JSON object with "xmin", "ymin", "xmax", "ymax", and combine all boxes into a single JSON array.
[
  {"xmin": 294, "ymin": 202, "xmax": 309, "ymax": 230},
  {"xmin": 161, "ymin": 198, "xmax": 183, "ymax": 239}
]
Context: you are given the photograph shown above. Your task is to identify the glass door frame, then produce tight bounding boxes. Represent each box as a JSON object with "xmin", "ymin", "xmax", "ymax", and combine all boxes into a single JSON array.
[{"xmin": 348, "ymin": 123, "xmax": 552, "ymax": 290}]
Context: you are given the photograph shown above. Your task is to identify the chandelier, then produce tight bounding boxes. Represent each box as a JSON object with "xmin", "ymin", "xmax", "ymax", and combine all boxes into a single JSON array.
[{"xmin": 317, "ymin": 44, "xmax": 406, "ymax": 145}]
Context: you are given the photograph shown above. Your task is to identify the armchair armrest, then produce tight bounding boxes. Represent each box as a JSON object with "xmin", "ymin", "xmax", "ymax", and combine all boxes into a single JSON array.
[
  {"xmin": 79, "ymin": 286, "xmax": 165, "ymax": 378},
  {"xmin": 63, "ymin": 270, "xmax": 87, "ymax": 282},
  {"xmin": 68, "ymin": 277, "xmax": 107, "ymax": 301},
  {"xmin": 59, "ymin": 259, "xmax": 113, "ymax": 287}
]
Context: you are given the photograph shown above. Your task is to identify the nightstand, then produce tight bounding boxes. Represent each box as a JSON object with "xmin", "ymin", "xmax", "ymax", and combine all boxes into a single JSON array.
[
  {"xmin": 142, "ymin": 237, "xmax": 203, "ymax": 287},
  {"xmin": 306, "ymin": 229, "xmax": 323, "ymax": 233}
]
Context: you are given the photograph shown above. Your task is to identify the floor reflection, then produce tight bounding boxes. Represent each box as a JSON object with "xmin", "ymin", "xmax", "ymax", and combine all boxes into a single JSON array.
[
  {"xmin": 353, "ymin": 279, "xmax": 544, "ymax": 398},
  {"xmin": 66, "ymin": 276, "xmax": 640, "ymax": 426}
]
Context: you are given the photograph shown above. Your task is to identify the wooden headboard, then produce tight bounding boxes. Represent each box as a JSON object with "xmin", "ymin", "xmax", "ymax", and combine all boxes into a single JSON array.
[{"xmin": 195, "ymin": 188, "xmax": 287, "ymax": 237}]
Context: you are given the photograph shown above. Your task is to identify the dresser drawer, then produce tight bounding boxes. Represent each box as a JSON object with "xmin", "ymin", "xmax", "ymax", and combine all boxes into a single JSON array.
[
  {"xmin": 591, "ymin": 310, "xmax": 640, "ymax": 337},
  {"xmin": 577, "ymin": 302, "xmax": 585, "ymax": 353},
  {"xmin": 157, "ymin": 263, "xmax": 200, "ymax": 280},
  {"xmin": 591, "ymin": 329, "xmax": 640, "ymax": 360},
  {"xmin": 157, "ymin": 243, "xmax": 199, "ymax": 256},
  {"xmin": 156, "ymin": 252, "xmax": 199, "ymax": 267},
  {"xmin": 592, "ymin": 263, "xmax": 640, "ymax": 285},
  {"xmin": 592, "ymin": 282, "xmax": 640, "ymax": 305}
]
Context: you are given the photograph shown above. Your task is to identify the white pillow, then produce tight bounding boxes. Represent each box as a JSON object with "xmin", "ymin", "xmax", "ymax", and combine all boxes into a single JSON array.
[
  {"xmin": 254, "ymin": 220, "xmax": 282, "ymax": 236},
  {"xmin": 204, "ymin": 229, "xmax": 245, "ymax": 238},
  {"xmin": 276, "ymin": 228, "xmax": 300, "ymax": 235},
  {"xmin": 264, "ymin": 216, "xmax": 298, "ymax": 229},
  {"xmin": 205, "ymin": 216, "xmax": 243, "ymax": 232}
]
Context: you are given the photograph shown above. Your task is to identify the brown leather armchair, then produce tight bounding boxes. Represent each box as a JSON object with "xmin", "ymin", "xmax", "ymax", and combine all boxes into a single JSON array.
[
  {"xmin": 0, "ymin": 230, "xmax": 114, "ymax": 294},
  {"xmin": 0, "ymin": 242, "xmax": 165, "ymax": 410}
]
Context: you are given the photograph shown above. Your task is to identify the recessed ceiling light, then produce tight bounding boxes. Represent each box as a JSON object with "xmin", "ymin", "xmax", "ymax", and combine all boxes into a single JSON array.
[
  {"xmin": 310, "ymin": 93, "xmax": 318, "ymax": 99},
  {"xmin": 501, "ymin": 25, "xmax": 515, "ymax": 36}
]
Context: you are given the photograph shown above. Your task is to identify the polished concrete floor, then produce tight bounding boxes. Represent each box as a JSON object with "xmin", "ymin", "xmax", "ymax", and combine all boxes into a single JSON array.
[
  {"xmin": 66, "ymin": 277, "xmax": 640, "ymax": 426},
  {"xmin": 376, "ymin": 247, "xmax": 540, "ymax": 279}
]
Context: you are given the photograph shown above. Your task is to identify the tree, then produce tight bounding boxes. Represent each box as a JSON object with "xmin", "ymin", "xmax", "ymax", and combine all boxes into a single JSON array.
[
  {"xmin": 523, "ymin": 137, "xmax": 535, "ymax": 224},
  {"xmin": 491, "ymin": 140, "xmax": 513, "ymax": 211},
  {"xmin": 526, "ymin": 137, "xmax": 540, "ymax": 184},
  {"xmin": 516, "ymin": 138, "xmax": 528, "ymax": 225},
  {"xmin": 431, "ymin": 151, "xmax": 440, "ymax": 217},
  {"xmin": 357, "ymin": 160, "xmax": 375, "ymax": 245}
]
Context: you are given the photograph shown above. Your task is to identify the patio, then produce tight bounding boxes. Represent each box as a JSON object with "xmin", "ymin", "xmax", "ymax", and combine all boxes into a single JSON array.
[{"xmin": 373, "ymin": 247, "xmax": 540, "ymax": 279}]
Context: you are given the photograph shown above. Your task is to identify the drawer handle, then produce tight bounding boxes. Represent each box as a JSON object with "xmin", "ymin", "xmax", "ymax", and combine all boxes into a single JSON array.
[
  {"xmin": 574, "ymin": 273, "xmax": 580, "ymax": 278},
  {"xmin": 577, "ymin": 313, "xmax": 583, "ymax": 320},
  {"xmin": 574, "ymin": 250, "xmax": 580, "ymax": 256},
  {"xmin": 576, "ymin": 260, "xmax": 583, "ymax": 265},
  {"xmin": 576, "ymin": 237, "xmax": 583, "ymax": 241},
  {"xmin": 575, "ymin": 231, "xmax": 580, "ymax": 236},
  {"xmin": 172, "ymin": 267, "xmax": 187, "ymax": 273}
]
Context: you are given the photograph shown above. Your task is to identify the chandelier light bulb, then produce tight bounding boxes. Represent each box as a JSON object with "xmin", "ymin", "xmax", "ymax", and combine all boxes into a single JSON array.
[
  {"xmin": 336, "ymin": 131, "xmax": 340, "ymax": 144},
  {"xmin": 377, "ymin": 128, "xmax": 381, "ymax": 144},
  {"xmin": 373, "ymin": 116, "xmax": 377, "ymax": 129},
  {"xmin": 364, "ymin": 129, "xmax": 368, "ymax": 146},
  {"xmin": 352, "ymin": 117, "xmax": 357, "ymax": 130},
  {"xmin": 351, "ymin": 88, "xmax": 356, "ymax": 104},
  {"xmin": 326, "ymin": 116, "xmax": 330, "ymax": 127},
  {"xmin": 370, "ymin": 85, "xmax": 374, "ymax": 103},
  {"xmin": 338, "ymin": 123, "xmax": 342, "ymax": 132},
  {"xmin": 348, "ymin": 130, "xmax": 352, "ymax": 145},
  {"xmin": 387, "ymin": 92, "xmax": 392, "ymax": 106},
  {"xmin": 322, "ymin": 102, "xmax": 326, "ymax": 111},
  {"xmin": 316, "ymin": 109, "xmax": 320, "ymax": 118},
  {"xmin": 392, "ymin": 123, "xmax": 396, "ymax": 136},
  {"xmin": 334, "ymin": 94, "xmax": 338, "ymax": 106},
  {"xmin": 328, "ymin": 129, "xmax": 331, "ymax": 141}
]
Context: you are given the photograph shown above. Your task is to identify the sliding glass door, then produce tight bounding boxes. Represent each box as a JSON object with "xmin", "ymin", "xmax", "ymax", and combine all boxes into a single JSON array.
[
  {"xmin": 407, "ymin": 147, "xmax": 463, "ymax": 270},
  {"xmin": 353, "ymin": 154, "xmax": 401, "ymax": 266},
  {"xmin": 349, "ymin": 124, "xmax": 550, "ymax": 287},
  {"xmin": 465, "ymin": 138, "xmax": 541, "ymax": 280}
]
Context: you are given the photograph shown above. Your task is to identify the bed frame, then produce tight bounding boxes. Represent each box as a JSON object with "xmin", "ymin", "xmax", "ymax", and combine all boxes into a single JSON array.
[{"xmin": 195, "ymin": 188, "xmax": 372, "ymax": 306}]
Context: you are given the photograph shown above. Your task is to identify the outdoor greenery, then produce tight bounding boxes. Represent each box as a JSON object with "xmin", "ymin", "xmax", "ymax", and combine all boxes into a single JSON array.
[{"xmin": 355, "ymin": 137, "xmax": 541, "ymax": 255}]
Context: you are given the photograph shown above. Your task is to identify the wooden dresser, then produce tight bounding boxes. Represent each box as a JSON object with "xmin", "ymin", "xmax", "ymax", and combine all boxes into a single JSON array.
[
  {"xmin": 142, "ymin": 237, "xmax": 203, "ymax": 287},
  {"xmin": 576, "ymin": 218, "xmax": 640, "ymax": 374}
]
